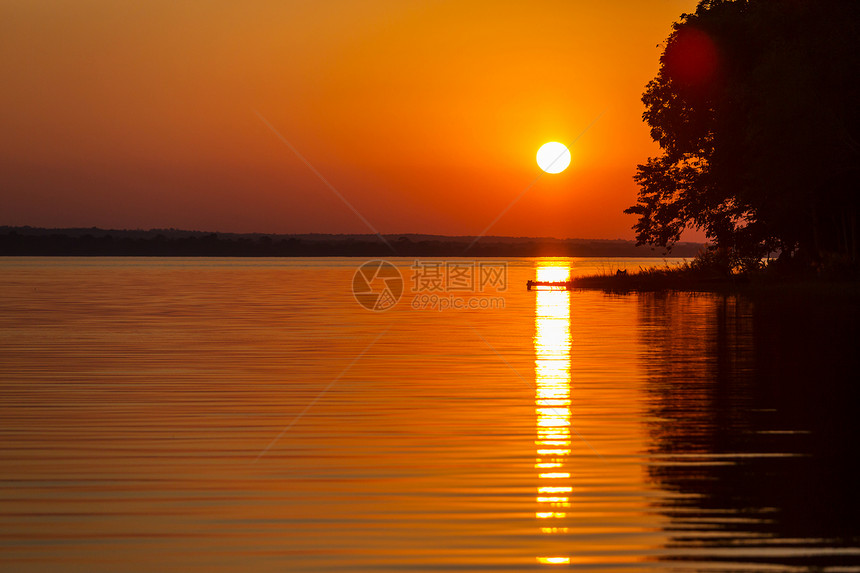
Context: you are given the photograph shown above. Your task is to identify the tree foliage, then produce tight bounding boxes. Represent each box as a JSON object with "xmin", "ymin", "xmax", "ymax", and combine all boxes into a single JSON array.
[{"xmin": 627, "ymin": 0, "xmax": 860, "ymax": 267}]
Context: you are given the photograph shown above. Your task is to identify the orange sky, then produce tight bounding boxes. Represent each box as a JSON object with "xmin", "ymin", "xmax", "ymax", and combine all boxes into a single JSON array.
[{"xmin": 1, "ymin": 0, "xmax": 701, "ymax": 239}]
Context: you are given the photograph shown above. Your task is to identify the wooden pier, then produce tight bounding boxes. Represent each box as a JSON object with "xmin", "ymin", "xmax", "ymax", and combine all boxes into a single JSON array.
[{"xmin": 526, "ymin": 280, "xmax": 574, "ymax": 291}]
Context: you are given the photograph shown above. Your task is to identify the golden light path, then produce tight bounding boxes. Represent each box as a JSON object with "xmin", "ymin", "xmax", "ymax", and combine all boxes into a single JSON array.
[{"xmin": 534, "ymin": 263, "xmax": 572, "ymax": 566}]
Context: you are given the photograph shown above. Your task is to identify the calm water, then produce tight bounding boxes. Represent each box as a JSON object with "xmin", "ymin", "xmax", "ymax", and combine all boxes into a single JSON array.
[{"xmin": 1, "ymin": 257, "xmax": 859, "ymax": 572}]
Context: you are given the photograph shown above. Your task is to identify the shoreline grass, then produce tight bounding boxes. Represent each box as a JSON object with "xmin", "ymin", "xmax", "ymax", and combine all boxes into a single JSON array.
[{"xmin": 570, "ymin": 263, "xmax": 860, "ymax": 297}]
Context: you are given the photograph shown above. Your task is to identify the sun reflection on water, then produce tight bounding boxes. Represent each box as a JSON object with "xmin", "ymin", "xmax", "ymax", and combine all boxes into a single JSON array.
[{"xmin": 534, "ymin": 264, "xmax": 572, "ymax": 565}]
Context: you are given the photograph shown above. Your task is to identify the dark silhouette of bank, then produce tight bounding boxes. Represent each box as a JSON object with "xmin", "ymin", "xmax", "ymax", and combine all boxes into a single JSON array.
[{"xmin": 626, "ymin": 0, "xmax": 859, "ymax": 277}]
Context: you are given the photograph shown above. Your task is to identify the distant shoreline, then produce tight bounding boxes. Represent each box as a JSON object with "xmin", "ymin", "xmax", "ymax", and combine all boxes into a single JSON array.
[{"xmin": 0, "ymin": 226, "xmax": 704, "ymax": 258}]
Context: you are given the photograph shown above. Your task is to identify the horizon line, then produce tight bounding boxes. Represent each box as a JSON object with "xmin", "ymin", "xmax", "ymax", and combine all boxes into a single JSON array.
[{"xmin": 0, "ymin": 225, "xmax": 707, "ymax": 245}]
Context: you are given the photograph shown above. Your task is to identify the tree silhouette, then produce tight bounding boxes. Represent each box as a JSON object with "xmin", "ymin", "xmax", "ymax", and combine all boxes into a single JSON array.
[{"xmin": 627, "ymin": 0, "xmax": 860, "ymax": 270}]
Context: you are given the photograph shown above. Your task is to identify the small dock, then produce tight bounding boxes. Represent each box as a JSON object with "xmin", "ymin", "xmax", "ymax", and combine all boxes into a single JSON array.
[{"xmin": 526, "ymin": 280, "xmax": 574, "ymax": 291}]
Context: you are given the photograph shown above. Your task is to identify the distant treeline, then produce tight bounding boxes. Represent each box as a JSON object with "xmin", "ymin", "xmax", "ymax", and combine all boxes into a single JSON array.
[{"xmin": 0, "ymin": 227, "xmax": 704, "ymax": 257}]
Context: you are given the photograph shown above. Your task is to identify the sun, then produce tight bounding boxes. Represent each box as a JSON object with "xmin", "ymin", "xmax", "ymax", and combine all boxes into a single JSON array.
[{"xmin": 536, "ymin": 142, "xmax": 571, "ymax": 174}]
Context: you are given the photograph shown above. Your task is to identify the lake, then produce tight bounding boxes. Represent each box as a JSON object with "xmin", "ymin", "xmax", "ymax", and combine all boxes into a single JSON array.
[{"xmin": 1, "ymin": 257, "xmax": 859, "ymax": 572}]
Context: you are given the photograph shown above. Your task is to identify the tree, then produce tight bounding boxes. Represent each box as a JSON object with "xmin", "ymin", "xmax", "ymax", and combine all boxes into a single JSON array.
[{"xmin": 626, "ymin": 0, "xmax": 860, "ymax": 268}]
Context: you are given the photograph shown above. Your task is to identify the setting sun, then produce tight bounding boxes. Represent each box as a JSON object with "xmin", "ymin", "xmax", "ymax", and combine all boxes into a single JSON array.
[{"xmin": 536, "ymin": 142, "xmax": 571, "ymax": 174}]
